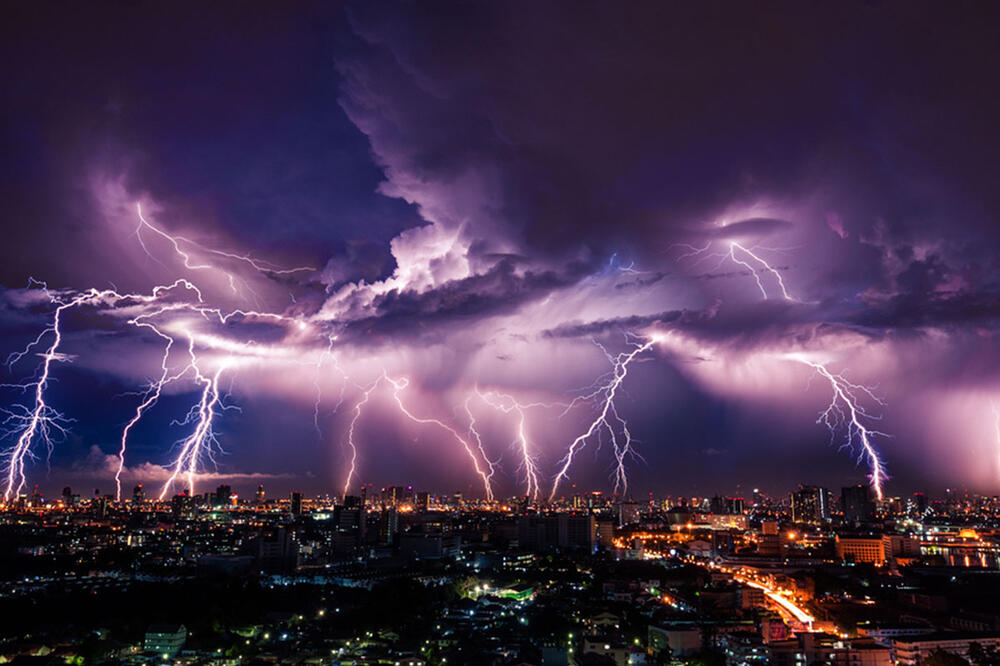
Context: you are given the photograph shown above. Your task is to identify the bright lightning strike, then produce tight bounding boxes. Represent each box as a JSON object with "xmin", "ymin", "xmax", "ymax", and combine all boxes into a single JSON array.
[
  {"xmin": 0, "ymin": 199, "xmax": 326, "ymax": 503},
  {"xmin": 341, "ymin": 373, "xmax": 498, "ymax": 501},
  {"xmin": 2, "ymin": 291, "xmax": 88, "ymax": 500},
  {"xmin": 550, "ymin": 336, "xmax": 656, "ymax": 502},
  {"xmin": 159, "ymin": 360, "xmax": 233, "ymax": 500},
  {"xmin": 672, "ymin": 240, "xmax": 793, "ymax": 300},
  {"xmin": 789, "ymin": 355, "xmax": 890, "ymax": 500},
  {"xmin": 672, "ymin": 237, "xmax": 893, "ymax": 496},
  {"xmin": 728, "ymin": 241, "xmax": 793, "ymax": 300},
  {"xmin": 475, "ymin": 388, "xmax": 545, "ymax": 501},
  {"xmin": 135, "ymin": 203, "xmax": 315, "ymax": 300}
]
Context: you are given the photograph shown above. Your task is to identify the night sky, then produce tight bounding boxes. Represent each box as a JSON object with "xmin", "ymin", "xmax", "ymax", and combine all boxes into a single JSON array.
[{"xmin": 1, "ymin": 1, "xmax": 999, "ymax": 501}]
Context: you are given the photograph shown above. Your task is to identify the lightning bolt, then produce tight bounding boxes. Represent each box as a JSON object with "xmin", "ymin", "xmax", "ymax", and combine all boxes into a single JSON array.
[
  {"xmin": 474, "ymin": 388, "xmax": 544, "ymax": 501},
  {"xmin": 672, "ymin": 237, "xmax": 891, "ymax": 497},
  {"xmin": 550, "ymin": 336, "xmax": 657, "ymax": 502},
  {"xmin": 312, "ymin": 334, "xmax": 349, "ymax": 438},
  {"xmin": 340, "ymin": 373, "xmax": 497, "ymax": 501},
  {"xmin": 728, "ymin": 242, "xmax": 793, "ymax": 300},
  {"xmin": 671, "ymin": 240, "xmax": 793, "ymax": 300},
  {"xmin": 0, "ymin": 196, "xmax": 326, "ymax": 501},
  {"xmin": 2, "ymin": 291, "xmax": 88, "ymax": 500},
  {"xmin": 135, "ymin": 203, "xmax": 315, "ymax": 300},
  {"xmin": 158, "ymin": 353, "xmax": 232, "ymax": 500},
  {"xmin": 789, "ymin": 355, "xmax": 890, "ymax": 500},
  {"xmin": 114, "ymin": 320, "xmax": 175, "ymax": 501}
]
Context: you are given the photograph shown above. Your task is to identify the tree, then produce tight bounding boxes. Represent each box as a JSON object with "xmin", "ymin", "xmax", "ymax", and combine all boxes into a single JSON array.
[
  {"xmin": 920, "ymin": 648, "xmax": 971, "ymax": 666},
  {"xmin": 968, "ymin": 642, "xmax": 1000, "ymax": 666}
]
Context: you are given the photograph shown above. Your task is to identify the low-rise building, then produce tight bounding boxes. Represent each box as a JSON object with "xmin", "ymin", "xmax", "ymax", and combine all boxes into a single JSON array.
[
  {"xmin": 835, "ymin": 535, "xmax": 886, "ymax": 565},
  {"xmin": 143, "ymin": 624, "xmax": 187, "ymax": 657},
  {"xmin": 892, "ymin": 632, "xmax": 1000, "ymax": 665}
]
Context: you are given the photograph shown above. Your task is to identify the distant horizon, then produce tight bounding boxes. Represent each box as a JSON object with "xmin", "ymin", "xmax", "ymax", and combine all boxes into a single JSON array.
[{"xmin": 19, "ymin": 476, "xmax": 977, "ymax": 504}]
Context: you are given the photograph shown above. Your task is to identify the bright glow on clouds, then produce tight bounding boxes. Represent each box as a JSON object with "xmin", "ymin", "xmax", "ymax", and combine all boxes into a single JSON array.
[{"xmin": 2, "ymin": 2, "xmax": 999, "ymax": 499}]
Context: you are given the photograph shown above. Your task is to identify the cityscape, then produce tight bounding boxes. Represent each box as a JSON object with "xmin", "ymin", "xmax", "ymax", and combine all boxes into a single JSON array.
[
  {"xmin": 3, "ymin": 481, "xmax": 1000, "ymax": 665},
  {"xmin": 3, "ymin": 1, "xmax": 1000, "ymax": 665}
]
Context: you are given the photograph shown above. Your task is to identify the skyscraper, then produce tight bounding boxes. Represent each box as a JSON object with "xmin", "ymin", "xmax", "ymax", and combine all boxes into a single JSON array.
[
  {"xmin": 791, "ymin": 485, "xmax": 832, "ymax": 524},
  {"xmin": 841, "ymin": 484, "xmax": 875, "ymax": 523},
  {"xmin": 379, "ymin": 507, "xmax": 398, "ymax": 544},
  {"xmin": 290, "ymin": 491, "xmax": 302, "ymax": 517},
  {"xmin": 214, "ymin": 484, "xmax": 231, "ymax": 508},
  {"xmin": 334, "ymin": 496, "xmax": 366, "ymax": 553}
]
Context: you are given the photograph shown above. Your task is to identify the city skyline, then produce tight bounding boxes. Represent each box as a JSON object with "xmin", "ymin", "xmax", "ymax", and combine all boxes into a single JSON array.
[{"xmin": 3, "ymin": 3, "xmax": 1000, "ymax": 502}]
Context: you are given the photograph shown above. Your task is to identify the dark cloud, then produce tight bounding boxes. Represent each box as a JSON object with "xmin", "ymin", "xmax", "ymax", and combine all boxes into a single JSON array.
[
  {"xmin": 339, "ymin": 259, "xmax": 588, "ymax": 343},
  {"xmin": 340, "ymin": 1, "xmax": 1000, "ymax": 265},
  {"xmin": 2, "ymin": 2, "xmax": 1000, "ymax": 496}
]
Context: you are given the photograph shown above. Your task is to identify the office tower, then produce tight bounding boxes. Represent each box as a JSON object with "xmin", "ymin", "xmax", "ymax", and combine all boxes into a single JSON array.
[
  {"xmin": 334, "ymin": 496, "xmax": 366, "ymax": 553},
  {"xmin": 214, "ymin": 484, "xmax": 232, "ymax": 508},
  {"xmin": 791, "ymin": 484, "xmax": 832, "ymax": 524},
  {"xmin": 416, "ymin": 491, "xmax": 430, "ymax": 512},
  {"xmin": 841, "ymin": 484, "xmax": 875, "ymax": 523},
  {"xmin": 171, "ymin": 492, "xmax": 196, "ymax": 520},
  {"xmin": 379, "ymin": 507, "xmax": 398, "ymax": 543},
  {"xmin": 383, "ymin": 485, "xmax": 405, "ymax": 508},
  {"xmin": 132, "ymin": 483, "xmax": 145, "ymax": 505},
  {"xmin": 759, "ymin": 520, "xmax": 781, "ymax": 556},
  {"xmin": 255, "ymin": 484, "xmax": 266, "ymax": 505},
  {"xmin": 616, "ymin": 501, "xmax": 640, "ymax": 526},
  {"xmin": 254, "ymin": 527, "xmax": 299, "ymax": 573},
  {"xmin": 290, "ymin": 491, "xmax": 302, "ymax": 517}
]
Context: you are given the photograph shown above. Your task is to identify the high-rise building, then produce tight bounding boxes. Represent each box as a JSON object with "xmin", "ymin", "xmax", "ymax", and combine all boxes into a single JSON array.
[
  {"xmin": 254, "ymin": 527, "xmax": 299, "ymax": 573},
  {"xmin": 171, "ymin": 492, "xmax": 196, "ymax": 520},
  {"xmin": 517, "ymin": 514, "xmax": 596, "ymax": 552},
  {"xmin": 416, "ymin": 491, "xmax": 430, "ymax": 512},
  {"xmin": 758, "ymin": 520, "xmax": 781, "ymax": 556},
  {"xmin": 255, "ymin": 484, "xmax": 266, "ymax": 506},
  {"xmin": 334, "ymin": 496, "xmax": 366, "ymax": 553},
  {"xmin": 61, "ymin": 486, "xmax": 73, "ymax": 506},
  {"xmin": 791, "ymin": 485, "xmax": 832, "ymax": 524},
  {"xmin": 132, "ymin": 483, "xmax": 145, "ymax": 505},
  {"xmin": 290, "ymin": 491, "xmax": 303, "ymax": 517},
  {"xmin": 214, "ymin": 485, "xmax": 231, "ymax": 508},
  {"xmin": 841, "ymin": 484, "xmax": 875, "ymax": 523},
  {"xmin": 92, "ymin": 490, "xmax": 108, "ymax": 518},
  {"xmin": 383, "ymin": 486, "xmax": 405, "ymax": 508},
  {"xmin": 379, "ymin": 507, "xmax": 398, "ymax": 543},
  {"xmin": 616, "ymin": 501, "xmax": 640, "ymax": 526}
]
